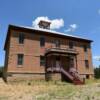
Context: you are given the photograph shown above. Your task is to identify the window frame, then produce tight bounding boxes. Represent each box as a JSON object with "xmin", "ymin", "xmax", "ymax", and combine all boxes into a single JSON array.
[
  {"xmin": 54, "ymin": 40, "xmax": 60, "ymax": 48},
  {"xmin": 83, "ymin": 45, "xmax": 88, "ymax": 52},
  {"xmin": 85, "ymin": 60, "xmax": 89, "ymax": 68},
  {"xmin": 19, "ymin": 33, "xmax": 25, "ymax": 44},
  {"xmin": 40, "ymin": 36, "xmax": 45, "ymax": 47},
  {"xmin": 17, "ymin": 54, "xmax": 24, "ymax": 65},
  {"xmin": 69, "ymin": 41, "xmax": 74, "ymax": 49},
  {"xmin": 40, "ymin": 56, "xmax": 45, "ymax": 66}
]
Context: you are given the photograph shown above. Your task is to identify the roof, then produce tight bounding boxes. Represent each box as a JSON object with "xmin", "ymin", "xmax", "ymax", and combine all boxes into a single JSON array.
[{"xmin": 4, "ymin": 24, "xmax": 93, "ymax": 50}]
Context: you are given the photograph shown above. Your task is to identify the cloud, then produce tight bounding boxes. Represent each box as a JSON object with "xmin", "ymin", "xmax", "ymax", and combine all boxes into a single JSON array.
[
  {"xmin": 93, "ymin": 56, "xmax": 100, "ymax": 61},
  {"xmin": 50, "ymin": 19, "xmax": 64, "ymax": 29},
  {"xmin": 65, "ymin": 24, "xmax": 78, "ymax": 33},
  {"xmin": 98, "ymin": 9, "xmax": 100, "ymax": 15},
  {"xmin": 32, "ymin": 16, "xmax": 64, "ymax": 30}
]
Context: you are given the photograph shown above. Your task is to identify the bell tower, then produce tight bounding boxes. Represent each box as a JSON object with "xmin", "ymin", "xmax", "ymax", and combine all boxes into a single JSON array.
[{"xmin": 38, "ymin": 20, "xmax": 51, "ymax": 29}]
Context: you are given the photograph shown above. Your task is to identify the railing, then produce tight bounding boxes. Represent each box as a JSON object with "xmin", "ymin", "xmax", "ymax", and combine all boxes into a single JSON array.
[
  {"xmin": 46, "ymin": 67, "xmax": 80, "ymax": 80},
  {"xmin": 46, "ymin": 67, "xmax": 61, "ymax": 72},
  {"xmin": 45, "ymin": 46, "xmax": 78, "ymax": 54},
  {"xmin": 61, "ymin": 68, "xmax": 74, "ymax": 80},
  {"xmin": 69, "ymin": 68, "xmax": 83, "ymax": 82}
]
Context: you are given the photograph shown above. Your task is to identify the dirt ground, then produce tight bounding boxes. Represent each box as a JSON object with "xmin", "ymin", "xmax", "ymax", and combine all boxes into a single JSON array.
[{"xmin": 0, "ymin": 78, "xmax": 100, "ymax": 100}]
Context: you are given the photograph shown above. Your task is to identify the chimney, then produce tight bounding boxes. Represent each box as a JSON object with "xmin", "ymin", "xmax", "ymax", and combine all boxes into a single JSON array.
[{"xmin": 38, "ymin": 20, "xmax": 51, "ymax": 29}]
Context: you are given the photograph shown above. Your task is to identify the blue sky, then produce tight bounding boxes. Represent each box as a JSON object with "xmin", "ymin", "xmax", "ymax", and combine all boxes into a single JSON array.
[{"xmin": 0, "ymin": 0, "xmax": 100, "ymax": 67}]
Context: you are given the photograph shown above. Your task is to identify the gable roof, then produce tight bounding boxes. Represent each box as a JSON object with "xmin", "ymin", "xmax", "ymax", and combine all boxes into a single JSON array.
[{"xmin": 4, "ymin": 24, "xmax": 93, "ymax": 50}]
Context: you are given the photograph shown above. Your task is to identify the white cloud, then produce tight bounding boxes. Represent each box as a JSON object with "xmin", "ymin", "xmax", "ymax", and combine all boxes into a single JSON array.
[
  {"xmin": 93, "ymin": 56, "xmax": 100, "ymax": 61},
  {"xmin": 50, "ymin": 19, "xmax": 64, "ymax": 29},
  {"xmin": 32, "ymin": 16, "xmax": 64, "ymax": 30},
  {"xmin": 65, "ymin": 24, "xmax": 78, "ymax": 33}
]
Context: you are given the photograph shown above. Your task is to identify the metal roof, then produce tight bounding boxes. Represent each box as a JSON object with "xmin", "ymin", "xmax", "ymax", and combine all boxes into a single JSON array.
[{"xmin": 11, "ymin": 24, "xmax": 92, "ymax": 42}]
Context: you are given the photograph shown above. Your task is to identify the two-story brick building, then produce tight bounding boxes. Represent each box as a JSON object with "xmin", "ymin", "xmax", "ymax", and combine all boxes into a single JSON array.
[{"xmin": 4, "ymin": 20, "xmax": 94, "ymax": 84}]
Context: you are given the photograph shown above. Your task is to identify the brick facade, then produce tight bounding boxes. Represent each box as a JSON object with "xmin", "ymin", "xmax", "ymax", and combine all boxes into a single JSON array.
[{"xmin": 4, "ymin": 25, "xmax": 94, "ymax": 82}]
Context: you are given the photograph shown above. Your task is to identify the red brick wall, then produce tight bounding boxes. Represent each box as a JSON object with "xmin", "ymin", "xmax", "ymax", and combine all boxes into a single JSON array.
[{"xmin": 5, "ymin": 29, "xmax": 94, "ymax": 76}]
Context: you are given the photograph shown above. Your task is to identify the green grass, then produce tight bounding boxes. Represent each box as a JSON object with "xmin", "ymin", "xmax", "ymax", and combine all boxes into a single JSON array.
[{"xmin": 85, "ymin": 78, "xmax": 100, "ymax": 84}]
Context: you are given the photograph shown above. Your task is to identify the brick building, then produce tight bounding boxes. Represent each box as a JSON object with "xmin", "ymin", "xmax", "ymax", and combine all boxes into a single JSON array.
[{"xmin": 4, "ymin": 20, "xmax": 94, "ymax": 84}]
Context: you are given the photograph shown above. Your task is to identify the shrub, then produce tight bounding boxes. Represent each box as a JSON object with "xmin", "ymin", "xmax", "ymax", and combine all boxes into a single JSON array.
[
  {"xmin": 94, "ymin": 66, "xmax": 100, "ymax": 79},
  {"xmin": 0, "ymin": 67, "xmax": 3, "ymax": 77}
]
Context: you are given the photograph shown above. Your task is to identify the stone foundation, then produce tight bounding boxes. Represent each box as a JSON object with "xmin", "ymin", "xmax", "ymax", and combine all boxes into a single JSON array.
[
  {"xmin": 80, "ymin": 74, "xmax": 94, "ymax": 79},
  {"xmin": 46, "ymin": 72, "xmax": 61, "ymax": 81},
  {"xmin": 6, "ymin": 73, "xmax": 45, "ymax": 82}
]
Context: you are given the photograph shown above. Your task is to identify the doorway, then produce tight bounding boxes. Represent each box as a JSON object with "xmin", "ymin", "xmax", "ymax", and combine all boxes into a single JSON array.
[{"xmin": 55, "ymin": 56, "xmax": 60, "ymax": 68}]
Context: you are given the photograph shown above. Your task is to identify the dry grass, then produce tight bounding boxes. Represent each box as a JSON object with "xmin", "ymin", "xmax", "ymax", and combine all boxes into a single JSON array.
[{"xmin": 0, "ymin": 78, "xmax": 100, "ymax": 100}]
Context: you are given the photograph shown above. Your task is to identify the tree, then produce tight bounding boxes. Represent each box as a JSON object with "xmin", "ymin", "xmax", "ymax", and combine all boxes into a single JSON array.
[{"xmin": 94, "ymin": 66, "xmax": 100, "ymax": 79}]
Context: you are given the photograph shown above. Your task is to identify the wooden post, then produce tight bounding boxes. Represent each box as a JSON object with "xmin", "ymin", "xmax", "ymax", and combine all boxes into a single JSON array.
[{"xmin": 75, "ymin": 56, "xmax": 78, "ymax": 71}]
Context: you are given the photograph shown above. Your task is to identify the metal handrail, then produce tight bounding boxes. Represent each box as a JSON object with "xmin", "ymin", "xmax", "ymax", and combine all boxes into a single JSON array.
[
  {"xmin": 46, "ymin": 67, "xmax": 61, "ymax": 72},
  {"xmin": 69, "ymin": 68, "xmax": 83, "ymax": 82}
]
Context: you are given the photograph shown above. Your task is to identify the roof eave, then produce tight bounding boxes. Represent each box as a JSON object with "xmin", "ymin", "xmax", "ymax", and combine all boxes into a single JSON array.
[{"xmin": 4, "ymin": 24, "xmax": 93, "ymax": 51}]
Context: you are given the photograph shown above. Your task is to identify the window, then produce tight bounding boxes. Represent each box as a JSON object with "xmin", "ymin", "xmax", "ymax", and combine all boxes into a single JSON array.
[
  {"xmin": 86, "ymin": 75, "xmax": 90, "ymax": 79},
  {"xmin": 83, "ymin": 45, "xmax": 87, "ymax": 52},
  {"xmin": 17, "ymin": 54, "xmax": 24, "ymax": 65},
  {"xmin": 40, "ymin": 37, "xmax": 45, "ymax": 47},
  {"xmin": 70, "ymin": 57, "xmax": 74, "ymax": 67},
  {"xmin": 54, "ymin": 40, "xmax": 60, "ymax": 48},
  {"xmin": 69, "ymin": 41, "xmax": 74, "ymax": 49},
  {"xmin": 56, "ymin": 56, "xmax": 60, "ymax": 61},
  {"xmin": 19, "ymin": 33, "xmax": 24, "ymax": 44},
  {"xmin": 85, "ymin": 60, "xmax": 89, "ymax": 68},
  {"xmin": 40, "ymin": 56, "xmax": 45, "ymax": 66}
]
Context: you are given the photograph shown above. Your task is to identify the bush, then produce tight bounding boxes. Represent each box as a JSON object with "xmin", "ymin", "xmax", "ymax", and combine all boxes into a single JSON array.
[
  {"xmin": 94, "ymin": 66, "xmax": 100, "ymax": 79},
  {"xmin": 0, "ymin": 67, "xmax": 3, "ymax": 77}
]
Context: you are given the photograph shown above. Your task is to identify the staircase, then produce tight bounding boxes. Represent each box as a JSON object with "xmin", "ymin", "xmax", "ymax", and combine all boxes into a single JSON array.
[{"xmin": 61, "ymin": 68, "xmax": 84, "ymax": 85}]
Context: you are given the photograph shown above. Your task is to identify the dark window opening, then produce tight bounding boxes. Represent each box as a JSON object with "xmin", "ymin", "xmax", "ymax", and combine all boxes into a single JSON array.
[
  {"xmin": 85, "ymin": 60, "xmax": 89, "ymax": 68},
  {"xmin": 86, "ymin": 75, "xmax": 90, "ymax": 79},
  {"xmin": 40, "ymin": 56, "xmax": 45, "ymax": 66},
  {"xmin": 54, "ymin": 40, "xmax": 60, "ymax": 48},
  {"xmin": 19, "ymin": 33, "xmax": 24, "ymax": 44},
  {"xmin": 69, "ymin": 41, "xmax": 74, "ymax": 49},
  {"xmin": 84, "ymin": 45, "xmax": 87, "ymax": 52},
  {"xmin": 70, "ymin": 57, "xmax": 74, "ymax": 68},
  {"xmin": 56, "ymin": 56, "xmax": 60, "ymax": 61},
  {"xmin": 17, "ymin": 54, "xmax": 24, "ymax": 65},
  {"xmin": 40, "ymin": 37, "xmax": 45, "ymax": 47}
]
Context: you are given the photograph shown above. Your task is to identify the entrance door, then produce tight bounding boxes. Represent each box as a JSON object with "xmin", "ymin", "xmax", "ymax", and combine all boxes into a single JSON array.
[
  {"xmin": 61, "ymin": 56, "xmax": 70, "ymax": 71},
  {"xmin": 55, "ymin": 56, "xmax": 60, "ymax": 68},
  {"xmin": 66, "ymin": 57, "xmax": 70, "ymax": 71},
  {"xmin": 56, "ymin": 60, "xmax": 60, "ymax": 68}
]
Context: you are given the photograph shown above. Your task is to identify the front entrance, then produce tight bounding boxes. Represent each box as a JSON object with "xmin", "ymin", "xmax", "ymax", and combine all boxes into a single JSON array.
[
  {"xmin": 45, "ymin": 49, "xmax": 78, "ymax": 82},
  {"xmin": 46, "ymin": 55, "xmax": 75, "ymax": 72},
  {"xmin": 55, "ymin": 56, "xmax": 60, "ymax": 68},
  {"xmin": 61, "ymin": 56, "xmax": 71, "ymax": 71}
]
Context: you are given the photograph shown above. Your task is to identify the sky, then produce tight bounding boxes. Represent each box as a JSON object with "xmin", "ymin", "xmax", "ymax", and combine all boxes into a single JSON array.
[{"xmin": 0, "ymin": 0, "xmax": 100, "ymax": 67}]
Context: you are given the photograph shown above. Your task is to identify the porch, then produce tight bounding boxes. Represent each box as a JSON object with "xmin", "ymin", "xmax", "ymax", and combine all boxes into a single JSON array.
[
  {"xmin": 44, "ymin": 47, "xmax": 84, "ymax": 84},
  {"xmin": 45, "ymin": 47, "xmax": 78, "ymax": 73}
]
